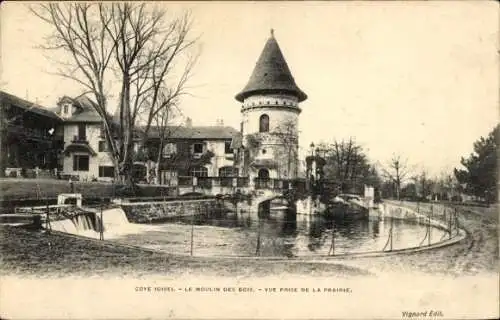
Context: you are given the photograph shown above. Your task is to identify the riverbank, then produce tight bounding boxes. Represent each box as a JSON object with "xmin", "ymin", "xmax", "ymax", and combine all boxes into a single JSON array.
[
  {"xmin": 0, "ymin": 225, "xmax": 371, "ymax": 278},
  {"xmin": 0, "ymin": 178, "xmax": 175, "ymax": 201},
  {"xmin": 1, "ymin": 201, "xmax": 497, "ymax": 278},
  {"xmin": 341, "ymin": 203, "xmax": 498, "ymax": 277}
]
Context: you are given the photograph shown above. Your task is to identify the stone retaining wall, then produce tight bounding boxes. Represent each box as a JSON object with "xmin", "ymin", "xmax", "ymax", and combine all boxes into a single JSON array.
[
  {"xmin": 120, "ymin": 199, "xmax": 220, "ymax": 223},
  {"xmin": 379, "ymin": 201, "xmax": 456, "ymax": 233}
]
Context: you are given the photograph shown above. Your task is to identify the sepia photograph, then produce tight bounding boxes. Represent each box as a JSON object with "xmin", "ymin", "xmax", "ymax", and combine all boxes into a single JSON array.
[{"xmin": 0, "ymin": 1, "xmax": 498, "ymax": 319}]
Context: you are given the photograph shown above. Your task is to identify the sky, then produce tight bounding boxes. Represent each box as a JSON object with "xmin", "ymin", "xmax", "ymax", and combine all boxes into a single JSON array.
[{"xmin": 1, "ymin": 1, "xmax": 498, "ymax": 176}]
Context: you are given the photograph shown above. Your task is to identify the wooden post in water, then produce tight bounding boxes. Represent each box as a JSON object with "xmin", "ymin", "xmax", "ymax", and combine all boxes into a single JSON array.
[
  {"xmin": 46, "ymin": 203, "xmax": 49, "ymax": 231},
  {"xmin": 99, "ymin": 200, "xmax": 104, "ymax": 241},
  {"xmin": 190, "ymin": 212, "xmax": 195, "ymax": 256},
  {"xmin": 428, "ymin": 205, "xmax": 433, "ymax": 246},
  {"xmin": 448, "ymin": 207, "xmax": 452, "ymax": 239},
  {"xmin": 329, "ymin": 220, "xmax": 335, "ymax": 256},
  {"xmin": 255, "ymin": 218, "xmax": 261, "ymax": 256},
  {"xmin": 390, "ymin": 216, "xmax": 393, "ymax": 251}
]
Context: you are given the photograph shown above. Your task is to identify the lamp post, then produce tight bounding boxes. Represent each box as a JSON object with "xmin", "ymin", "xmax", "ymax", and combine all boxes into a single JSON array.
[{"xmin": 309, "ymin": 142, "xmax": 315, "ymax": 157}]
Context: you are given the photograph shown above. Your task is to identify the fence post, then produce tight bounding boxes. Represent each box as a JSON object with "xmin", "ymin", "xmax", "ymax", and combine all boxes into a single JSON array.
[
  {"xmin": 455, "ymin": 207, "xmax": 459, "ymax": 236},
  {"xmin": 448, "ymin": 207, "xmax": 452, "ymax": 239},
  {"xmin": 190, "ymin": 212, "xmax": 194, "ymax": 256},
  {"xmin": 255, "ymin": 219, "xmax": 261, "ymax": 256},
  {"xmin": 428, "ymin": 205, "xmax": 433, "ymax": 246},
  {"xmin": 390, "ymin": 216, "xmax": 393, "ymax": 251},
  {"xmin": 45, "ymin": 203, "xmax": 50, "ymax": 232},
  {"xmin": 329, "ymin": 219, "xmax": 335, "ymax": 256},
  {"xmin": 45, "ymin": 206, "xmax": 51, "ymax": 233},
  {"xmin": 99, "ymin": 200, "xmax": 104, "ymax": 240}
]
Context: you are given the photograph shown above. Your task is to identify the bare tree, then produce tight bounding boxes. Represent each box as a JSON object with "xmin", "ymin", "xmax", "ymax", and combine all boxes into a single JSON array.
[
  {"xmin": 274, "ymin": 120, "xmax": 299, "ymax": 179},
  {"xmin": 411, "ymin": 169, "xmax": 433, "ymax": 200},
  {"xmin": 382, "ymin": 155, "xmax": 412, "ymax": 200},
  {"xmin": 31, "ymin": 3, "xmax": 199, "ymax": 184},
  {"xmin": 150, "ymin": 94, "xmax": 184, "ymax": 184},
  {"xmin": 318, "ymin": 138, "xmax": 374, "ymax": 193}
]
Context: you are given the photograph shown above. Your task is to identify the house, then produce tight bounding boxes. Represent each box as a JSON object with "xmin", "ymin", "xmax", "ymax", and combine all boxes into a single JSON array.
[
  {"xmin": 0, "ymin": 90, "xmax": 63, "ymax": 178},
  {"xmin": 137, "ymin": 119, "xmax": 240, "ymax": 185},
  {"xmin": 52, "ymin": 95, "xmax": 115, "ymax": 182},
  {"xmin": 51, "ymin": 95, "xmax": 240, "ymax": 184}
]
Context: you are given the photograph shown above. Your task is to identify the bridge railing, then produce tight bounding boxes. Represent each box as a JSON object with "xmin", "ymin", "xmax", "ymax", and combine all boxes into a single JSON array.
[{"xmin": 177, "ymin": 176, "xmax": 301, "ymax": 192}]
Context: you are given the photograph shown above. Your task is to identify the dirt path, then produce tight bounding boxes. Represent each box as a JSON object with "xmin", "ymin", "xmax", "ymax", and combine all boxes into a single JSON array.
[{"xmin": 340, "ymin": 205, "xmax": 498, "ymax": 277}]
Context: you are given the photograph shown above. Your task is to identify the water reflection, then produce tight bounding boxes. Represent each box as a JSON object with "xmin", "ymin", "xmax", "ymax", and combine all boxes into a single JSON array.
[{"xmin": 115, "ymin": 204, "xmax": 448, "ymax": 257}]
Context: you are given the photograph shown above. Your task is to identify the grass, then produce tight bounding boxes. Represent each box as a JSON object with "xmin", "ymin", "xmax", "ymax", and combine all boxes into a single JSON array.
[
  {"xmin": 0, "ymin": 178, "xmax": 175, "ymax": 201},
  {"xmin": 0, "ymin": 225, "xmax": 371, "ymax": 278},
  {"xmin": 0, "ymin": 203, "xmax": 497, "ymax": 278}
]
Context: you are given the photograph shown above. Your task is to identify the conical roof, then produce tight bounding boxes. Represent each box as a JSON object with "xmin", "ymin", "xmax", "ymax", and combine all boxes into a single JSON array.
[{"xmin": 235, "ymin": 30, "xmax": 307, "ymax": 102}]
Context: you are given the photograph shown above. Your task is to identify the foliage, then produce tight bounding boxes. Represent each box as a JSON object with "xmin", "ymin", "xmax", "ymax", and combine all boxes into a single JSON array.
[
  {"xmin": 454, "ymin": 124, "xmax": 498, "ymax": 203},
  {"xmin": 274, "ymin": 120, "xmax": 299, "ymax": 178},
  {"xmin": 158, "ymin": 146, "xmax": 214, "ymax": 174},
  {"xmin": 317, "ymin": 138, "xmax": 381, "ymax": 194},
  {"xmin": 245, "ymin": 133, "xmax": 262, "ymax": 149},
  {"xmin": 381, "ymin": 155, "xmax": 412, "ymax": 200},
  {"xmin": 31, "ymin": 3, "xmax": 199, "ymax": 184}
]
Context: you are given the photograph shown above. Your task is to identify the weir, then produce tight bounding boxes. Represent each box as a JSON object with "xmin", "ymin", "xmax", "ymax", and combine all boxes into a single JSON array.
[{"xmin": 47, "ymin": 207, "xmax": 130, "ymax": 236}]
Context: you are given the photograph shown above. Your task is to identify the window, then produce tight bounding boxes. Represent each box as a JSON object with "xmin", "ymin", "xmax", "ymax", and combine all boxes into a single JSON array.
[
  {"xmin": 259, "ymin": 114, "xmax": 269, "ymax": 132},
  {"xmin": 162, "ymin": 143, "xmax": 177, "ymax": 157},
  {"xmin": 219, "ymin": 166, "xmax": 238, "ymax": 177},
  {"xmin": 99, "ymin": 166, "xmax": 114, "ymax": 178},
  {"xmin": 193, "ymin": 143, "xmax": 204, "ymax": 154},
  {"xmin": 224, "ymin": 141, "xmax": 232, "ymax": 154},
  {"xmin": 63, "ymin": 105, "xmax": 68, "ymax": 114},
  {"xmin": 100, "ymin": 123, "xmax": 106, "ymax": 137},
  {"xmin": 98, "ymin": 141, "xmax": 108, "ymax": 152},
  {"xmin": 73, "ymin": 155, "xmax": 89, "ymax": 171},
  {"xmin": 189, "ymin": 166, "xmax": 208, "ymax": 177},
  {"xmin": 77, "ymin": 124, "xmax": 86, "ymax": 140}
]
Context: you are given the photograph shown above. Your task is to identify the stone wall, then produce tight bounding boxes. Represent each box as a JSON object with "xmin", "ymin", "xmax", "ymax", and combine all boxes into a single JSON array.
[
  {"xmin": 379, "ymin": 201, "xmax": 455, "ymax": 232},
  {"xmin": 120, "ymin": 199, "xmax": 220, "ymax": 223}
]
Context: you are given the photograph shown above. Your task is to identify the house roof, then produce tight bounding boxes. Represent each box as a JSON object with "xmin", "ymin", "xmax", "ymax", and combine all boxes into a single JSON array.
[
  {"xmin": 235, "ymin": 30, "xmax": 307, "ymax": 103},
  {"xmin": 0, "ymin": 90, "xmax": 61, "ymax": 120},
  {"xmin": 55, "ymin": 95, "xmax": 103, "ymax": 123},
  {"xmin": 146, "ymin": 125, "xmax": 239, "ymax": 140}
]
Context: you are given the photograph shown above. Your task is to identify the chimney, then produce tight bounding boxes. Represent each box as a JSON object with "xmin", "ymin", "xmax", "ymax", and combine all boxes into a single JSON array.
[
  {"xmin": 185, "ymin": 117, "xmax": 192, "ymax": 128},
  {"xmin": 216, "ymin": 119, "xmax": 224, "ymax": 126}
]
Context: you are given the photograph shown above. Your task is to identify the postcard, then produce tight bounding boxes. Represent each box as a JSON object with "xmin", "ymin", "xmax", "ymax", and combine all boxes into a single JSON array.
[{"xmin": 0, "ymin": 1, "xmax": 498, "ymax": 319}]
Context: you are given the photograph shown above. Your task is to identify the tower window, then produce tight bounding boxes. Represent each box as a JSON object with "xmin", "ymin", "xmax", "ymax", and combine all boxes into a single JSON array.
[{"xmin": 259, "ymin": 114, "xmax": 269, "ymax": 132}]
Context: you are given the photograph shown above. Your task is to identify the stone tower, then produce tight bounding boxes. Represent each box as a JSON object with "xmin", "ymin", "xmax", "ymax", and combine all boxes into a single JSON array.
[{"xmin": 235, "ymin": 30, "xmax": 307, "ymax": 183}]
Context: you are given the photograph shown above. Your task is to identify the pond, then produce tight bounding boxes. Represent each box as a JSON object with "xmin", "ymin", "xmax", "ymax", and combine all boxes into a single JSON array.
[{"xmin": 106, "ymin": 208, "xmax": 449, "ymax": 257}]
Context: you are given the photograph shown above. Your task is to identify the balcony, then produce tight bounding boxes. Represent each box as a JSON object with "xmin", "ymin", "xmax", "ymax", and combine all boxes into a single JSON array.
[
  {"xmin": 72, "ymin": 135, "xmax": 89, "ymax": 143},
  {"xmin": 6, "ymin": 124, "xmax": 52, "ymax": 140}
]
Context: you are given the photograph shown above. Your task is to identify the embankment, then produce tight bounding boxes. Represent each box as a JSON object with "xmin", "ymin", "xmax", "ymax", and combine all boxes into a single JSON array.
[{"xmin": 119, "ymin": 198, "xmax": 220, "ymax": 223}]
